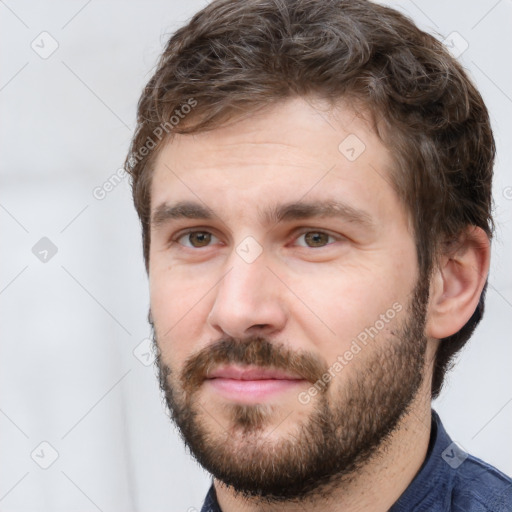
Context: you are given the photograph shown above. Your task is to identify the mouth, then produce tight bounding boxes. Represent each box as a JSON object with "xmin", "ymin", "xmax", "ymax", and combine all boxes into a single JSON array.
[{"xmin": 204, "ymin": 365, "xmax": 306, "ymax": 403}]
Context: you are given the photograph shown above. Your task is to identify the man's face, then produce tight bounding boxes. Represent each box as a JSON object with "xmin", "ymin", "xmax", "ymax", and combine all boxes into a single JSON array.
[{"xmin": 148, "ymin": 97, "xmax": 432, "ymax": 500}]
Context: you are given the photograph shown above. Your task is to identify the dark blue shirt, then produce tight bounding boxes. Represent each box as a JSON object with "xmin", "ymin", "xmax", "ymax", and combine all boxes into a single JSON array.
[{"xmin": 200, "ymin": 409, "xmax": 512, "ymax": 511}]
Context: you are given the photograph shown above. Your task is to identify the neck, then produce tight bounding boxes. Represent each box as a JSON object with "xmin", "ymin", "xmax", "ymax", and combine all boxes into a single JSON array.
[{"xmin": 214, "ymin": 390, "xmax": 432, "ymax": 512}]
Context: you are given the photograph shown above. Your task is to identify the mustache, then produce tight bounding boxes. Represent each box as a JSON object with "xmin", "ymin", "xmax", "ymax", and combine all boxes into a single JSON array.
[{"xmin": 180, "ymin": 336, "xmax": 329, "ymax": 393}]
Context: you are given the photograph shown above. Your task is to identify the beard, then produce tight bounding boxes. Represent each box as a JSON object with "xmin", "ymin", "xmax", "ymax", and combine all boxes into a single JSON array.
[{"xmin": 151, "ymin": 278, "xmax": 430, "ymax": 503}]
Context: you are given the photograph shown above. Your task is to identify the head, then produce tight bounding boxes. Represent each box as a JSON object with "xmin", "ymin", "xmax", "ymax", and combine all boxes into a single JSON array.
[{"xmin": 125, "ymin": 0, "xmax": 494, "ymax": 501}]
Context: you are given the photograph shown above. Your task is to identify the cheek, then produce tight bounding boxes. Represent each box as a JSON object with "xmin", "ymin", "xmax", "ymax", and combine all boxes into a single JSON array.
[
  {"xmin": 149, "ymin": 269, "xmax": 212, "ymax": 363},
  {"xmin": 286, "ymin": 259, "xmax": 413, "ymax": 355},
  {"xmin": 150, "ymin": 258, "xmax": 211, "ymax": 322}
]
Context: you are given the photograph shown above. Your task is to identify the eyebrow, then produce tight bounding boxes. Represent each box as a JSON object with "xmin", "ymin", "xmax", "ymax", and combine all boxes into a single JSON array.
[
  {"xmin": 263, "ymin": 200, "xmax": 374, "ymax": 228},
  {"xmin": 151, "ymin": 199, "xmax": 374, "ymax": 230},
  {"xmin": 151, "ymin": 201, "xmax": 215, "ymax": 228}
]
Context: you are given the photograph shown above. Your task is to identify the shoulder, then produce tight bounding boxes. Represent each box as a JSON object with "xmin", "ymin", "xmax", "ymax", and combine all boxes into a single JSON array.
[{"xmin": 450, "ymin": 453, "xmax": 512, "ymax": 511}]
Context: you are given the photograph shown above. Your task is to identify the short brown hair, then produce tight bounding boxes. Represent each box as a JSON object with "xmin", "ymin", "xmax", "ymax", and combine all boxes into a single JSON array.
[{"xmin": 125, "ymin": 0, "xmax": 495, "ymax": 398}]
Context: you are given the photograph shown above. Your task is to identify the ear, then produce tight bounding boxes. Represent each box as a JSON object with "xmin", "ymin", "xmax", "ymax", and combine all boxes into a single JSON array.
[{"xmin": 425, "ymin": 227, "xmax": 491, "ymax": 339}]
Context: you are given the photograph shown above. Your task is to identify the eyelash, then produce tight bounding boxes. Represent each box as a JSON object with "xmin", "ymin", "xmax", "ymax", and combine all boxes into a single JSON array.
[
  {"xmin": 171, "ymin": 228, "xmax": 340, "ymax": 249},
  {"xmin": 173, "ymin": 230, "xmax": 220, "ymax": 248}
]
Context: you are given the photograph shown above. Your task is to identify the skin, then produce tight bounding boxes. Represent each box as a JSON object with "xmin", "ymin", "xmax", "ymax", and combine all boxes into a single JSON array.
[{"xmin": 148, "ymin": 97, "xmax": 490, "ymax": 511}]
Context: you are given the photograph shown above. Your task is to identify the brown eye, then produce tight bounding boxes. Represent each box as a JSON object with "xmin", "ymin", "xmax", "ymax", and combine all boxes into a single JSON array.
[
  {"xmin": 180, "ymin": 231, "xmax": 214, "ymax": 247},
  {"xmin": 302, "ymin": 232, "xmax": 333, "ymax": 247}
]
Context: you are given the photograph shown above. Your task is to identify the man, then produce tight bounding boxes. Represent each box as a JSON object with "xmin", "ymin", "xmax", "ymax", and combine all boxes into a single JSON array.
[{"xmin": 125, "ymin": 0, "xmax": 512, "ymax": 510}]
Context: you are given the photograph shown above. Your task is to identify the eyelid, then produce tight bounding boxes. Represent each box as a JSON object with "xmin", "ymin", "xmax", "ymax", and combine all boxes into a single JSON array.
[
  {"xmin": 168, "ymin": 226, "xmax": 345, "ymax": 249},
  {"xmin": 289, "ymin": 228, "xmax": 344, "ymax": 247},
  {"xmin": 171, "ymin": 227, "xmax": 221, "ymax": 247}
]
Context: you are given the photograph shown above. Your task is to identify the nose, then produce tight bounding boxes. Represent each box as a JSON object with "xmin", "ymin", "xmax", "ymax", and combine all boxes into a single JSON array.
[{"xmin": 207, "ymin": 248, "xmax": 287, "ymax": 339}]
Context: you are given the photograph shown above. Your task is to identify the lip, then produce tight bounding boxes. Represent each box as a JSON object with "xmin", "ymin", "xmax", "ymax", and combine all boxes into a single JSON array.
[
  {"xmin": 207, "ymin": 365, "xmax": 303, "ymax": 381},
  {"xmin": 205, "ymin": 365, "xmax": 306, "ymax": 403}
]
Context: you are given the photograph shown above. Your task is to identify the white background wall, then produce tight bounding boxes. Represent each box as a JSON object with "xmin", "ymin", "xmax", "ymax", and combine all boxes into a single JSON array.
[{"xmin": 1, "ymin": 1, "xmax": 511, "ymax": 511}]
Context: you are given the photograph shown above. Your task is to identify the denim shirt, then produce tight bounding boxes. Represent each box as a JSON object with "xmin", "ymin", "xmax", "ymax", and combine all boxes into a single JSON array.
[{"xmin": 200, "ymin": 409, "xmax": 512, "ymax": 511}]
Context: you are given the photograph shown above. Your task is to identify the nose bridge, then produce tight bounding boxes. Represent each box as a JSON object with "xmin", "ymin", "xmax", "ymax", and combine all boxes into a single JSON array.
[
  {"xmin": 218, "ymin": 246, "xmax": 270, "ymax": 310},
  {"xmin": 208, "ymin": 242, "xmax": 286, "ymax": 337}
]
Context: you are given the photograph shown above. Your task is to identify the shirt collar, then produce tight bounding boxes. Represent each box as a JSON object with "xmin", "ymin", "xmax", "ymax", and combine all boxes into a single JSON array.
[{"xmin": 389, "ymin": 408, "xmax": 454, "ymax": 511}]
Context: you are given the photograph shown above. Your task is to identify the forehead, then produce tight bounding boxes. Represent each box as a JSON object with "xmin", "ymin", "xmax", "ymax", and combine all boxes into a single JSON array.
[{"xmin": 150, "ymin": 97, "xmax": 401, "ymax": 224}]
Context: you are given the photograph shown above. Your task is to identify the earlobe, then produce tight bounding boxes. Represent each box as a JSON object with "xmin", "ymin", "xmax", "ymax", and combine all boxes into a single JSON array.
[{"xmin": 425, "ymin": 227, "xmax": 491, "ymax": 340}]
